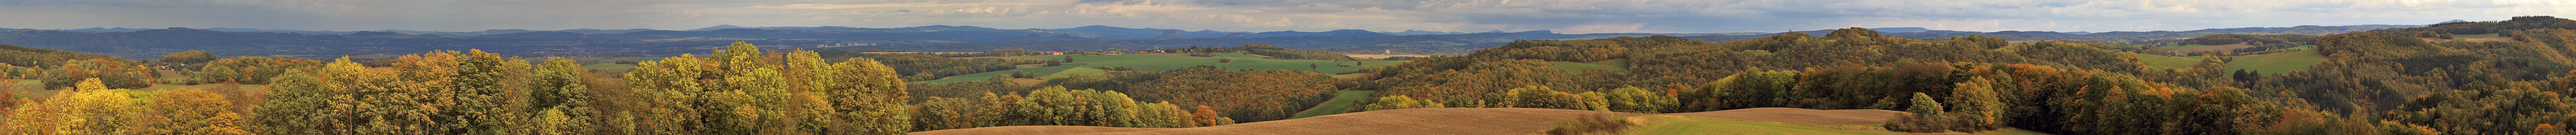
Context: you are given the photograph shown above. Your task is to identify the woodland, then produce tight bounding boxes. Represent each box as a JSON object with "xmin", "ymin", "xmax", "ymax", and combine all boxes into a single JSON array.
[{"xmin": 5, "ymin": 16, "xmax": 2576, "ymax": 135}]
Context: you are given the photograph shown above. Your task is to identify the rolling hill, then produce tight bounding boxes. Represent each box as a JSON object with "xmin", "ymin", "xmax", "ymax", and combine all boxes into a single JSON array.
[{"xmin": 913, "ymin": 107, "xmax": 1972, "ymax": 135}]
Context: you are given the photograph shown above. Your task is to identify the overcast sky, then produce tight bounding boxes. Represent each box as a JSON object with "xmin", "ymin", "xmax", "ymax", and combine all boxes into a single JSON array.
[{"xmin": 1, "ymin": 0, "xmax": 2568, "ymax": 34}]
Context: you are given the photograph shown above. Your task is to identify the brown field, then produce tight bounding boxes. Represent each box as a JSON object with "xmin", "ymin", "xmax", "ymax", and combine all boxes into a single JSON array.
[
  {"xmin": 2005, "ymin": 39, "xmax": 2084, "ymax": 44},
  {"xmin": 911, "ymin": 107, "xmax": 1908, "ymax": 135},
  {"xmin": 2172, "ymin": 43, "xmax": 2257, "ymax": 54},
  {"xmin": 859, "ymin": 52, "xmax": 983, "ymax": 54},
  {"xmin": 1343, "ymin": 55, "xmax": 1444, "ymax": 59},
  {"xmin": 912, "ymin": 126, "xmax": 1178, "ymax": 135}
]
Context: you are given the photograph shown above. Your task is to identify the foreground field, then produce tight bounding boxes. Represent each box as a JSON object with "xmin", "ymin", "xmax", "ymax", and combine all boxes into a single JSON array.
[{"xmin": 914, "ymin": 107, "xmax": 1929, "ymax": 135}]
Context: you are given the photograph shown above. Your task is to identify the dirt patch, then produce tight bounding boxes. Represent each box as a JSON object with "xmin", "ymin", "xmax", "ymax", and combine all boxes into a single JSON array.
[
  {"xmin": 903, "ymin": 107, "xmax": 1908, "ymax": 135},
  {"xmin": 913, "ymin": 126, "xmax": 1178, "ymax": 135},
  {"xmin": 1343, "ymin": 55, "xmax": 1444, "ymax": 59},
  {"xmin": 2171, "ymin": 43, "xmax": 2257, "ymax": 54}
]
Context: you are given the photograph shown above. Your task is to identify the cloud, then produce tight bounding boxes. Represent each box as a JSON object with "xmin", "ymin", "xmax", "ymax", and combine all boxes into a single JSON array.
[{"xmin": 0, "ymin": 0, "xmax": 2570, "ymax": 33}]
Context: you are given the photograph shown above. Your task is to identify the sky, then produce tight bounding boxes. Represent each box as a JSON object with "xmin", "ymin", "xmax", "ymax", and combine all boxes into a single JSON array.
[{"xmin": 1, "ymin": 0, "xmax": 2570, "ymax": 34}]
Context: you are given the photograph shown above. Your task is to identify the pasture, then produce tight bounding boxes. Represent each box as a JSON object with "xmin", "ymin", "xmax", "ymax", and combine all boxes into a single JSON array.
[{"xmin": 1290, "ymin": 90, "xmax": 1379, "ymax": 119}]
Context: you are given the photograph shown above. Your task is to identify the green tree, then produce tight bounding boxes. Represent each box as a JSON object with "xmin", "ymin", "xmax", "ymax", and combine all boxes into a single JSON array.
[{"xmin": 160, "ymin": 50, "xmax": 218, "ymax": 65}]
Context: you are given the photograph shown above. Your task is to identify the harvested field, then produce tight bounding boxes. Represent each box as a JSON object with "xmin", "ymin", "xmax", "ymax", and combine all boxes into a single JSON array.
[
  {"xmin": 913, "ymin": 126, "xmax": 1178, "ymax": 135},
  {"xmin": 1344, "ymin": 55, "xmax": 1444, "ymax": 59},
  {"xmin": 915, "ymin": 107, "xmax": 1910, "ymax": 135},
  {"xmin": 2171, "ymin": 43, "xmax": 2256, "ymax": 54},
  {"xmin": 859, "ymin": 52, "xmax": 982, "ymax": 54}
]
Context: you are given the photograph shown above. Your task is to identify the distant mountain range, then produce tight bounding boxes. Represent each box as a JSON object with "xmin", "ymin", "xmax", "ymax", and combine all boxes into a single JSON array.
[{"xmin": 0, "ymin": 22, "xmax": 2438, "ymax": 57}]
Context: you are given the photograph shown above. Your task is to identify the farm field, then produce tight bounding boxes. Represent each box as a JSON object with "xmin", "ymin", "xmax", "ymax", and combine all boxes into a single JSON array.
[
  {"xmin": 1036, "ymin": 67, "xmax": 1107, "ymax": 79},
  {"xmin": 920, "ymin": 63, "xmax": 1092, "ymax": 83},
  {"xmin": 1313, "ymin": 60, "xmax": 1409, "ymax": 74},
  {"xmin": 2136, "ymin": 53, "xmax": 2203, "ymax": 69},
  {"xmin": 1549, "ymin": 59, "xmax": 1629, "ymax": 73},
  {"xmin": 2220, "ymin": 49, "xmax": 2326, "ymax": 74},
  {"xmin": 1289, "ymin": 90, "xmax": 1378, "ymax": 119}
]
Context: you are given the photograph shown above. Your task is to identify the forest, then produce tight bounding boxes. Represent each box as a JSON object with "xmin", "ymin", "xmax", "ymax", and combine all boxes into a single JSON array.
[{"xmin": 7, "ymin": 16, "xmax": 2576, "ymax": 134}]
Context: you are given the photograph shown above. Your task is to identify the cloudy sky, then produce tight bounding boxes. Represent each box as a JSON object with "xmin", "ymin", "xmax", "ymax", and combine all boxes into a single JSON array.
[{"xmin": 1, "ymin": 0, "xmax": 2568, "ymax": 34}]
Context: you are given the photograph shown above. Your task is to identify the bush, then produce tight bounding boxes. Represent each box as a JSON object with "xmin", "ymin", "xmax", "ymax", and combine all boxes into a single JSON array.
[
  {"xmin": 1542, "ymin": 112, "xmax": 1631, "ymax": 135},
  {"xmin": 1882, "ymin": 114, "xmax": 1949, "ymax": 133}
]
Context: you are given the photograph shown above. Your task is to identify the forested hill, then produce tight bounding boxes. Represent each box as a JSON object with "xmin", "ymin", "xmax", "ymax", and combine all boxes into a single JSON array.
[{"xmin": 1353, "ymin": 16, "xmax": 2576, "ymax": 134}]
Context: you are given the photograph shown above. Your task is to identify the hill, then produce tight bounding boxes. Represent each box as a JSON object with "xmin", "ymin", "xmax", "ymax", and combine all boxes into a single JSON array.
[{"xmin": 913, "ymin": 107, "xmax": 1916, "ymax": 135}]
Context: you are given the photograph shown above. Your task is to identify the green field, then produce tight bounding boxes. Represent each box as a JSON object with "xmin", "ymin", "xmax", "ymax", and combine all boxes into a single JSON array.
[
  {"xmin": 2454, "ymin": 33, "xmax": 2503, "ymax": 38},
  {"xmin": 583, "ymin": 64, "xmax": 638, "ymax": 72},
  {"xmin": 920, "ymin": 63, "xmax": 1092, "ymax": 83},
  {"xmin": 1038, "ymin": 67, "xmax": 1109, "ymax": 79},
  {"xmin": 2220, "ymin": 49, "xmax": 2326, "ymax": 74},
  {"xmin": 2159, "ymin": 44, "xmax": 2213, "ymax": 49},
  {"xmin": 1622, "ymin": 116, "xmax": 2049, "ymax": 135},
  {"xmin": 1290, "ymin": 90, "xmax": 1377, "ymax": 119},
  {"xmin": 2137, "ymin": 53, "xmax": 2204, "ymax": 69},
  {"xmin": 1018, "ymin": 54, "xmax": 1227, "ymax": 71},
  {"xmin": 1549, "ymin": 59, "xmax": 1629, "ymax": 73}
]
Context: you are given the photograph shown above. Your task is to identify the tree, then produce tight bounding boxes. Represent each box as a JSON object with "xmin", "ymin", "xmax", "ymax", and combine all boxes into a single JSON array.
[
  {"xmin": 1946, "ymin": 77, "xmax": 2004, "ymax": 131},
  {"xmin": 253, "ymin": 72, "xmax": 340, "ymax": 135},
  {"xmin": 160, "ymin": 50, "xmax": 218, "ymax": 65},
  {"xmin": 137, "ymin": 88, "xmax": 250, "ymax": 134},
  {"xmin": 530, "ymin": 57, "xmax": 594, "ymax": 133}
]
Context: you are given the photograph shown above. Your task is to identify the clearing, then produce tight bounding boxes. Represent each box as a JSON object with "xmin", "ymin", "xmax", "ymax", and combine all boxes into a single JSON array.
[
  {"xmin": 2136, "ymin": 53, "xmax": 2203, "ymax": 69},
  {"xmin": 1288, "ymin": 90, "xmax": 1378, "ymax": 119},
  {"xmin": 2219, "ymin": 48, "xmax": 2326, "ymax": 74}
]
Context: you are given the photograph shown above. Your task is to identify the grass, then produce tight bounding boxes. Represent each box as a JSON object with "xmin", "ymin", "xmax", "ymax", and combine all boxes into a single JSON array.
[
  {"xmin": 2136, "ymin": 53, "xmax": 2204, "ymax": 69},
  {"xmin": 2454, "ymin": 33, "xmax": 2503, "ymax": 38},
  {"xmin": 2221, "ymin": 49, "xmax": 2326, "ymax": 75},
  {"xmin": 1620, "ymin": 116, "xmax": 2049, "ymax": 135},
  {"xmin": 1549, "ymin": 59, "xmax": 1629, "ymax": 73},
  {"xmin": 2158, "ymin": 44, "xmax": 2213, "ymax": 49},
  {"xmin": 583, "ymin": 64, "xmax": 638, "ymax": 72},
  {"xmin": 1290, "ymin": 90, "xmax": 1378, "ymax": 119},
  {"xmin": 1016, "ymin": 54, "xmax": 1225, "ymax": 71},
  {"xmin": 919, "ymin": 63, "xmax": 1091, "ymax": 83},
  {"xmin": 1038, "ymin": 67, "xmax": 1108, "ymax": 79}
]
